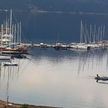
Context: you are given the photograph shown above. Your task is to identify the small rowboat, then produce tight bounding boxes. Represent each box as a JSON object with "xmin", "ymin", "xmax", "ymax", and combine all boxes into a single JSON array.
[
  {"xmin": 4, "ymin": 62, "xmax": 18, "ymax": 66},
  {"xmin": 95, "ymin": 74, "xmax": 108, "ymax": 82}
]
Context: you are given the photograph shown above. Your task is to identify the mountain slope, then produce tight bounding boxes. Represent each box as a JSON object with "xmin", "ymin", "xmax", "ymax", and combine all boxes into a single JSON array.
[{"xmin": 0, "ymin": 0, "xmax": 108, "ymax": 12}]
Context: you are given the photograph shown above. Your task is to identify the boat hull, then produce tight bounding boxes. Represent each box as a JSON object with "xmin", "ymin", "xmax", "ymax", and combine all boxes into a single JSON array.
[
  {"xmin": 0, "ymin": 45, "xmax": 29, "ymax": 54},
  {"xmin": 95, "ymin": 76, "xmax": 108, "ymax": 82}
]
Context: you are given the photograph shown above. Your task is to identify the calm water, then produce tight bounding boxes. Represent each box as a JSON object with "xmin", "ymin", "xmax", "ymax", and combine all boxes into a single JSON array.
[{"xmin": 0, "ymin": 48, "xmax": 108, "ymax": 108}]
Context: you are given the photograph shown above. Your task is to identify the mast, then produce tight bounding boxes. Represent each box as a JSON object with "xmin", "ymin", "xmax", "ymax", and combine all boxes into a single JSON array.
[
  {"xmin": 97, "ymin": 27, "xmax": 100, "ymax": 42},
  {"xmin": 10, "ymin": 9, "xmax": 12, "ymax": 35},
  {"xmin": 19, "ymin": 22, "xmax": 21, "ymax": 44},
  {"xmin": 85, "ymin": 25, "xmax": 89, "ymax": 43},
  {"xmin": 93, "ymin": 25, "xmax": 96, "ymax": 43},
  {"xmin": 6, "ymin": 21, "xmax": 7, "ymax": 35},
  {"xmin": 14, "ymin": 24, "xmax": 16, "ymax": 44},
  {"xmin": 80, "ymin": 20, "xmax": 83, "ymax": 43},
  {"xmin": 100, "ymin": 25, "xmax": 103, "ymax": 41},
  {"xmin": 102, "ymin": 25, "xmax": 105, "ymax": 41},
  {"xmin": 89, "ymin": 24, "xmax": 92, "ymax": 43},
  {"xmin": 5, "ymin": 9, "xmax": 8, "ymax": 36},
  {"xmin": 12, "ymin": 24, "xmax": 14, "ymax": 43},
  {"xmin": 6, "ymin": 10, "xmax": 8, "ymax": 35},
  {"xmin": 1, "ymin": 24, "xmax": 3, "ymax": 46},
  {"xmin": 84, "ymin": 24, "xmax": 87, "ymax": 43},
  {"xmin": 17, "ymin": 23, "xmax": 19, "ymax": 44}
]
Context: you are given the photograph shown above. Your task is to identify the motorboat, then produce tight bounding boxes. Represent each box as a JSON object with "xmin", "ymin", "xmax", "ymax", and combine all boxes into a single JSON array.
[
  {"xmin": 95, "ymin": 74, "xmax": 108, "ymax": 82},
  {"xmin": 4, "ymin": 62, "xmax": 18, "ymax": 66}
]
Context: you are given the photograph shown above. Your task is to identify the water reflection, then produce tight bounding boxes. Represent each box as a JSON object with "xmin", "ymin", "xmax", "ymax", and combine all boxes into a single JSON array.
[
  {"xmin": 98, "ymin": 82, "xmax": 108, "ymax": 85},
  {"xmin": 0, "ymin": 48, "xmax": 108, "ymax": 108},
  {"xmin": 0, "ymin": 59, "xmax": 20, "ymax": 104}
]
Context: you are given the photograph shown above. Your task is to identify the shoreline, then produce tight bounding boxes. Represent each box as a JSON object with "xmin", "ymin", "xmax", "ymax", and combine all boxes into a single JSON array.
[{"xmin": 0, "ymin": 100, "xmax": 61, "ymax": 108}]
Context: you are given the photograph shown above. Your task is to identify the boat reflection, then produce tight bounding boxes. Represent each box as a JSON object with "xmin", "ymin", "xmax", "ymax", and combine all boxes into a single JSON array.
[
  {"xmin": 0, "ymin": 54, "xmax": 27, "ymax": 104},
  {"xmin": 0, "ymin": 60, "xmax": 19, "ymax": 102},
  {"xmin": 98, "ymin": 82, "xmax": 108, "ymax": 85}
]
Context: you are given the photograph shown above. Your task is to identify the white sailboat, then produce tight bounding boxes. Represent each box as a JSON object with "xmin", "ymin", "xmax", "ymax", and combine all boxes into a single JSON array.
[{"xmin": 0, "ymin": 9, "xmax": 28, "ymax": 54}]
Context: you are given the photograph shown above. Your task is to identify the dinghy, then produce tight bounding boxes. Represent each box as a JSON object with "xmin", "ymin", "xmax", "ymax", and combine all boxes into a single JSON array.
[
  {"xmin": 4, "ymin": 62, "xmax": 18, "ymax": 66},
  {"xmin": 95, "ymin": 74, "xmax": 108, "ymax": 82},
  {"xmin": 0, "ymin": 56, "xmax": 11, "ymax": 62}
]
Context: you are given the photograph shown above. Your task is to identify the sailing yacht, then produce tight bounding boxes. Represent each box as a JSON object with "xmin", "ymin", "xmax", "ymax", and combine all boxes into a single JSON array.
[{"xmin": 0, "ymin": 9, "xmax": 28, "ymax": 54}]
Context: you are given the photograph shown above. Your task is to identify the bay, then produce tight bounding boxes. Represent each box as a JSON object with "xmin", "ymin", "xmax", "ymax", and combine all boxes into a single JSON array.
[{"xmin": 0, "ymin": 48, "xmax": 108, "ymax": 108}]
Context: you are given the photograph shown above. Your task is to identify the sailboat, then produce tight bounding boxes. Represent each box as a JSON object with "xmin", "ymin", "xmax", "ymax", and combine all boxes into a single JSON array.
[
  {"xmin": 54, "ymin": 33, "xmax": 67, "ymax": 50},
  {"xmin": 0, "ymin": 9, "xmax": 29, "ymax": 54}
]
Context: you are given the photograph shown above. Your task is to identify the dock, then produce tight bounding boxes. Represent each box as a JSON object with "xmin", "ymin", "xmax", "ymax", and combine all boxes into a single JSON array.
[{"xmin": 23, "ymin": 41, "xmax": 108, "ymax": 51}]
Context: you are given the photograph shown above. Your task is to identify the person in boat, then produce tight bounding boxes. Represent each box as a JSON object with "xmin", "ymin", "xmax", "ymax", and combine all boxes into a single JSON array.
[
  {"xmin": 95, "ymin": 74, "xmax": 100, "ymax": 82},
  {"xmin": 95, "ymin": 74, "xmax": 108, "ymax": 82},
  {"xmin": 97, "ymin": 74, "xmax": 100, "ymax": 79}
]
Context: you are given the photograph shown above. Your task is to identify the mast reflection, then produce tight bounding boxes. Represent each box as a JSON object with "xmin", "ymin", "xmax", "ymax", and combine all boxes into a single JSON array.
[{"xmin": 0, "ymin": 59, "xmax": 19, "ymax": 104}]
